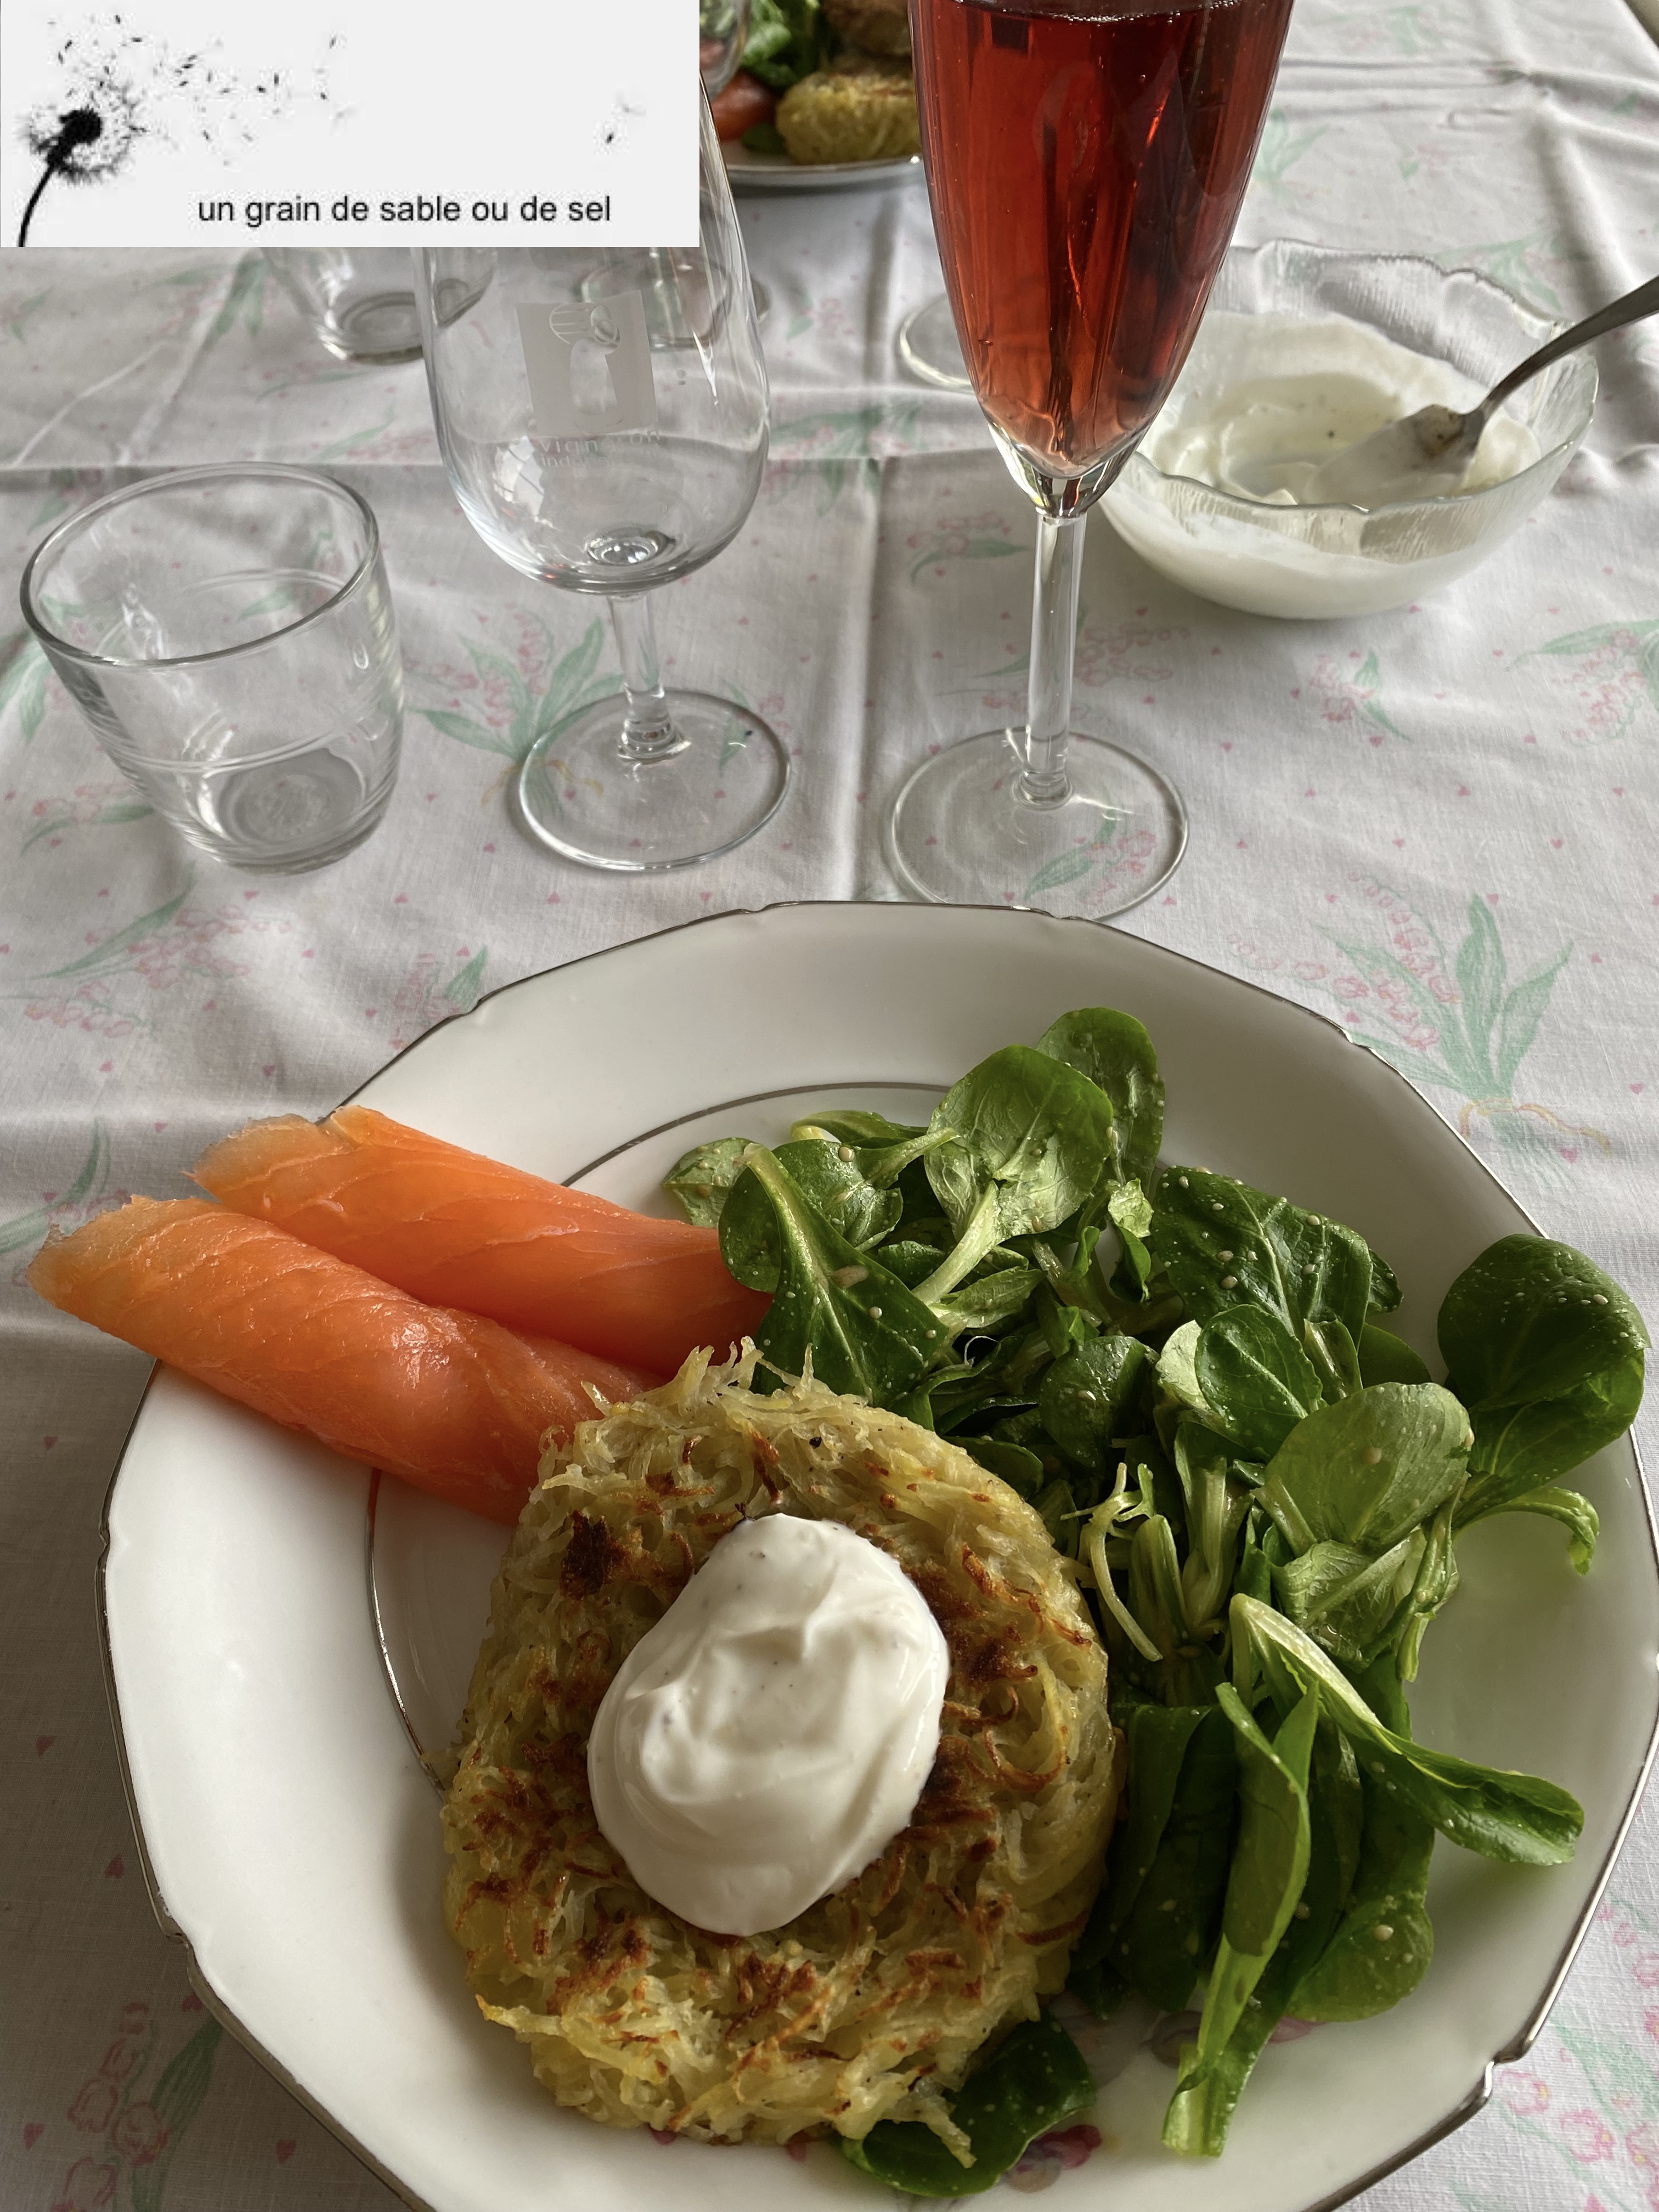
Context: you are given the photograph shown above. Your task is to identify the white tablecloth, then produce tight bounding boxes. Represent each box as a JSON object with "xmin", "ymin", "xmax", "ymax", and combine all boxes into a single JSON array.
[{"xmin": 4, "ymin": 0, "xmax": 1657, "ymax": 2204}]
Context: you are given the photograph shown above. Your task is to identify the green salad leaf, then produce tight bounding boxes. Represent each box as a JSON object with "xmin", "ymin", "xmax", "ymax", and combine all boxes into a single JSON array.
[
  {"xmin": 1440, "ymin": 1234, "xmax": 1648, "ymax": 1409},
  {"xmin": 1258, "ymin": 1383, "xmax": 1471, "ymax": 1558},
  {"xmin": 1236, "ymin": 1596, "xmax": 1583, "ymax": 1865},
  {"xmin": 842, "ymin": 2012, "xmax": 1094, "ymax": 2196},
  {"xmin": 732, "ymin": 1145, "xmax": 939, "ymax": 1402},
  {"xmin": 1038, "ymin": 1334, "xmax": 1152, "ymax": 1479},
  {"xmin": 663, "ymin": 1136, "xmax": 754, "ymax": 1228},
  {"xmin": 1167, "ymin": 1686, "xmax": 1317, "ymax": 2131},
  {"xmin": 1357, "ymin": 1323, "xmax": 1432, "ymax": 1388},
  {"xmin": 1034, "ymin": 1006, "xmax": 1164, "ymax": 1184},
  {"xmin": 740, "ymin": 0, "xmax": 830, "ymax": 89},
  {"xmin": 1150, "ymin": 1168, "xmax": 1373, "ymax": 1344},
  {"xmin": 918, "ymin": 1046, "xmax": 1118, "ymax": 1302},
  {"xmin": 1440, "ymin": 1235, "xmax": 1646, "ymax": 1562},
  {"xmin": 1195, "ymin": 1306, "xmax": 1323, "ymax": 1462},
  {"xmin": 658, "ymin": 1002, "xmax": 1643, "ymax": 2176}
]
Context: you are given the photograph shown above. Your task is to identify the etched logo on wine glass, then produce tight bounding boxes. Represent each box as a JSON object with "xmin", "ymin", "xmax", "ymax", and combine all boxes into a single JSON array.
[{"xmin": 517, "ymin": 293, "xmax": 658, "ymax": 438}]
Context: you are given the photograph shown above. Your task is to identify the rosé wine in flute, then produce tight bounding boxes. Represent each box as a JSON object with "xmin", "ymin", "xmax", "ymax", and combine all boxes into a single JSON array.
[
  {"xmin": 891, "ymin": 0, "xmax": 1293, "ymax": 918},
  {"xmin": 913, "ymin": 0, "xmax": 1294, "ymax": 482}
]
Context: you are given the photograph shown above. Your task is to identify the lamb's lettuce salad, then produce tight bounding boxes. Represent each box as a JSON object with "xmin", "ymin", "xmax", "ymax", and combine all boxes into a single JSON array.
[{"xmin": 664, "ymin": 1007, "xmax": 1647, "ymax": 2180}]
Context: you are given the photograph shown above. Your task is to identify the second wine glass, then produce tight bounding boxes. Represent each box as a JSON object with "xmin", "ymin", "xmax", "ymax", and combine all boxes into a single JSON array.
[{"xmin": 415, "ymin": 97, "xmax": 784, "ymax": 872}]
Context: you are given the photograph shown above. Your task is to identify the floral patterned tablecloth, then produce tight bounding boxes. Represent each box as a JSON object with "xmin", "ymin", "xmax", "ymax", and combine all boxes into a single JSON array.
[{"xmin": 3, "ymin": 0, "xmax": 1657, "ymax": 2207}]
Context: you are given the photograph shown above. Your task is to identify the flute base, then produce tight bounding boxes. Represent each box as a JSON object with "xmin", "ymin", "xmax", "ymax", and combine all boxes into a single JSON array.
[
  {"xmin": 517, "ymin": 691, "xmax": 788, "ymax": 872},
  {"xmin": 889, "ymin": 727, "xmax": 1187, "ymax": 917}
]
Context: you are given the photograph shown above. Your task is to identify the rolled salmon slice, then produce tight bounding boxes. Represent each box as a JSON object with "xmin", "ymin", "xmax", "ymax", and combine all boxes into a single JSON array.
[
  {"xmin": 191, "ymin": 1103, "xmax": 769, "ymax": 1375},
  {"xmin": 28, "ymin": 1198, "xmax": 660, "ymax": 1524}
]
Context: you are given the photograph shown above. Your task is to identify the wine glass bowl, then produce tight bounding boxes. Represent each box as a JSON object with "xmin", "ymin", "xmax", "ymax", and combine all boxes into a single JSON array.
[
  {"xmin": 891, "ymin": 0, "xmax": 1294, "ymax": 916},
  {"xmin": 701, "ymin": 0, "xmax": 753, "ymax": 96},
  {"xmin": 432, "ymin": 274, "xmax": 763, "ymax": 596},
  {"xmin": 415, "ymin": 99, "xmax": 786, "ymax": 873}
]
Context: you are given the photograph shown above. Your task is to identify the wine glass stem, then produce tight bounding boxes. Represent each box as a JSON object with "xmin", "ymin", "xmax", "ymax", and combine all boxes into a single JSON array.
[
  {"xmin": 1023, "ymin": 511, "xmax": 1085, "ymax": 806},
  {"xmin": 609, "ymin": 592, "xmax": 685, "ymax": 763}
]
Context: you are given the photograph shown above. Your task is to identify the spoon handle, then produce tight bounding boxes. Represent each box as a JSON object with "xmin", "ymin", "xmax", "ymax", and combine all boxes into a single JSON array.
[{"xmin": 1482, "ymin": 273, "xmax": 1659, "ymax": 419}]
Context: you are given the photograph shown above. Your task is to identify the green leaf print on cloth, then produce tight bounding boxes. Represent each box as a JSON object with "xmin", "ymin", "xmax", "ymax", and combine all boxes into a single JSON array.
[
  {"xmin": 0, "ymin": 630, "xmax": 52, "ymax": 744},
  {"xmin": 1517, "ymin": 619, "xmax": 1659, "ymax": 746},
  {"xmin": 43, "ymin": 885, "xmax": 194, "ymax": 981},
  {"xmin": 411, "ymin": 614, "xmax": 612, "ymax": 764},
  {"xmin": 199, "ymin": 254, "xmax": 271, "ymax": 350},
  {"xmin": 50, "ymin": 2002, "xmax": 224, "ymax": 2212},
  {"xmin": 13, "ymin": 874, "xmax": 295, "ymax": 1037},
  {"xmin": 0, "ymin": 1121, "xmax": 114, "ymax": 1262},
  {"xmin": 1434, "ymin": 228, "xmax": 1590, "ymax": 319},
  {"xmin": 1251, "ymin": 109, "xmax": 1329, "ymax": 196},
  {"xmin": 768, "ymin": 403, "xmax": 922, "ymax": 514},
  {"xmin": 1325, "ymin": 885, "xmax": 1606, "ymax": 1188},
  {"xmin": 20, "ymin": 785, "xmax": 154, "ymax": 850},
  {"xmin": 385, "ymin": 946, "xmax": 491, "ymax": 1051}
]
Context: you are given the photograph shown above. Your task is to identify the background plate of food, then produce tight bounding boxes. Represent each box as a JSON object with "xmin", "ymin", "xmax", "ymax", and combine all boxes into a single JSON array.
[
  {"xmin": 89, "ymin": 902, "xmax": 1656, "ymax": 2212},
  {"xmin": 714, "ymin": 0, "xmax": 923, "ymax": 187}
]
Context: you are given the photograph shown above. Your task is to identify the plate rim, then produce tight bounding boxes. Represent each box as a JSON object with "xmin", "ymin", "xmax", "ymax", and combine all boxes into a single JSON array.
[
  {"xmin": 722, "ymin": 142, "xmax": 922, "ymax": 189},
  {"xmin": 92, "ymin": 897, "xmax": 1659, "ymax": 2212}
]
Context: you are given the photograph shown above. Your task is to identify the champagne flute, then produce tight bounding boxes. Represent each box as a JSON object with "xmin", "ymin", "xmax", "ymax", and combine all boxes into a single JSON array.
[
  {"xmin": 893, "ymin": 0, "xmax": 1294, "ymax": 915},
  {"xmin": 414, "ymin": 97, "xmax": 785, "ymax": 872}
]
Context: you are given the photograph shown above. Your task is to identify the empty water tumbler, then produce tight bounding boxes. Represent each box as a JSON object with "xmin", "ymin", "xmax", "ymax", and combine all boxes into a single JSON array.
[{"xmin": 20, "ymin": 465, "xmax": 404, "ymax": 872}]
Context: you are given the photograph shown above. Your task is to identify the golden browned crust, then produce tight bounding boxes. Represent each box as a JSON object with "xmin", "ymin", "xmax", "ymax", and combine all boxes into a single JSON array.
[
  {"xmin": 776, "ymin": 56, "xmax": 921, "ymax": 166},
  {"xmin": 442, "ymin": 1348, "xmax": 1116, "ymax": 2149}
]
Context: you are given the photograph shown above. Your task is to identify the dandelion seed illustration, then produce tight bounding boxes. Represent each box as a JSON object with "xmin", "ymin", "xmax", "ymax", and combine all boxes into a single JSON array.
[
  {"xmin": 18, "ymin": 63, "xmax": 141, "ymax": 243},
  {"xmin": 15, "ymin": 16, "xmax": 343, "ymax": 245},
  {"xmin": 597, "ymin": 95, "xmax": 645, "ymax": 151}
]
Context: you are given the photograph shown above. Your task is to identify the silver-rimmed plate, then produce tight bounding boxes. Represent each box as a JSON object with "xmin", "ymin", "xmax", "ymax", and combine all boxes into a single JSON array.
[
  {"xmin": 723, "ymin": 140, "xmax": 921, "ymax": 190},
  {"xmin": 98, "ymin": 902, "xmax": 1658, "ymax": 2212}
]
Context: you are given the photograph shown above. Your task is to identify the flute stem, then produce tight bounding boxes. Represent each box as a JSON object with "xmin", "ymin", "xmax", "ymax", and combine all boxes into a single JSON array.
[
  {"xmin": 608, "ymin": 592, "xmax": 685, "ymax": 762},
  {"xmin": 1022, "ymin": 510, "xmax": 1086, "ymax": 806}
]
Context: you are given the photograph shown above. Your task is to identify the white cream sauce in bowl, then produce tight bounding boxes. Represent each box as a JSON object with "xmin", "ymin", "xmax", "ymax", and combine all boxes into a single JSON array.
[
  {"xmin": 1102, "ymin": 245, "xmax": 1596, "ymax": 620},
  {"xmin": 1145, "ymin": 314, "xmax": 1541, "ymax": 510}
]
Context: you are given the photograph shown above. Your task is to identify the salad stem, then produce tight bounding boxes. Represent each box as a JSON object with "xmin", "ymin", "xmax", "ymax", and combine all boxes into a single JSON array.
[{"xmin": 1084, "ymin": 1464, "xmax": 1161, "ymax": 1662}]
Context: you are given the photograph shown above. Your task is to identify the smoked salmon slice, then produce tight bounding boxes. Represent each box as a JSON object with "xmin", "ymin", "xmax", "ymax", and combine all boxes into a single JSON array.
[
  {"xmin": 29, "ymin": 1199, "xmax": 659, "ymax": 1524},
  {"xmin": 191, "ymin": 1104, "xmax": 769, "ymax": 1375}
]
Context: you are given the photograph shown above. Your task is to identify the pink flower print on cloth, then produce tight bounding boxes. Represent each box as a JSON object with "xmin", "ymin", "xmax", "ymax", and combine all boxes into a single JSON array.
[
  {"xmin": 1517, "ymin": 619, "xmax": 1659, "ymax": 746},
  {"xmin": 1304, "ymin": 648, "xmax": 1408, "ymax": 745},
  {"xmin": 66, "ymin": 2079, "xmax": 119, "ymax": 2134},
  {"xmin": 407, "ymin": 608, "xmax": 613, "ymax": 766},
  {"xmin": 109, "ymin": 2100, "xmax": 168, "ymax": 2166},
  {"xmin": 52, "ymin": 2157, "xmax": 117, "ymax": 2212}
]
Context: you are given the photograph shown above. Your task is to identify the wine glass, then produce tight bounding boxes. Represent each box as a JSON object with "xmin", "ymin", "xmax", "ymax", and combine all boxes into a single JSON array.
[
  {"xmin": 414, "ymin": 97, "xmax": 785, "ymax": 873},
  {"xmin": 892, "ymin": 0, "xmax": 1295, "ymax": 916},
  {"xmin": 898, "ymin": 292, "xmax": 972, "ymax": 390},
  {"xmin": 701, "ymin": 0, "xmax": 752, "ymax": 93},
  {"xmin": 607, "ymin": 5, "xmax": 769, "ymax": 330}
]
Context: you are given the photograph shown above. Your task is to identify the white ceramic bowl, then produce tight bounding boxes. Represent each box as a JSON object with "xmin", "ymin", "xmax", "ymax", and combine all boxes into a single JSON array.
[{"xmin": 1102, "ymin": 241, "xmax": 1597, "ymax": 619}]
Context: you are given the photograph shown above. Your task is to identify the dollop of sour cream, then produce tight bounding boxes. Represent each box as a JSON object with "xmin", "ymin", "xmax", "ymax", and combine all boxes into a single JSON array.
[{"xmin": 588, "ymin": 1514, "xmax": 949, "ymax": 1936}]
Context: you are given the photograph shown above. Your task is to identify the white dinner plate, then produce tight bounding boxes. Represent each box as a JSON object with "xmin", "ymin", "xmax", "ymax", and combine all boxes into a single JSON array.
[
  {"xmin": 723, "ymin": 140, "xmax": 922, "ymax": 190},
  {"xmin": 98, "ymin": 902, "xmax": 1658, "ymax": 2212}
]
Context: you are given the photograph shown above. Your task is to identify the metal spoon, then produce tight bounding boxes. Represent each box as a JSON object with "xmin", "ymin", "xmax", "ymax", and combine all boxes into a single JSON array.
[{"xmin": 1245, "ymin": 272, "xmax": 1659, "ymax": 509}]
